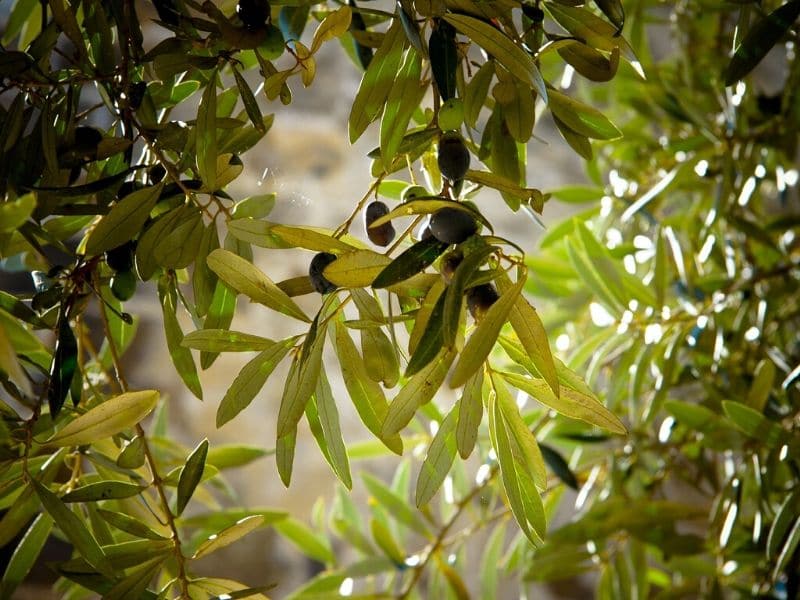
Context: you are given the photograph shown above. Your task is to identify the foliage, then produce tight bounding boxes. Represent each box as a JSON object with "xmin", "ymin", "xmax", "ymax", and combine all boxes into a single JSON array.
[{"xmin": 0, "ymin": 0, "xmax": 798, "ymax": 598}]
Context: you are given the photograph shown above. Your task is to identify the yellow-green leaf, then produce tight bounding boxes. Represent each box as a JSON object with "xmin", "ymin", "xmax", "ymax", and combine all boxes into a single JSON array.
[
  {"xmin": 84, "ymin": 183, "xmax": 163, "ymax": 256},
  {"xmin": 47, "ymin": 390, "xmax": 160, "ymax": 446},
  {"xmin": 548, "ymin": 89, "xmax": 622, "ymax": 140},
  {"xmin": 193, "ymin": 515, "xmax": 265, "ymax": 559},
  {"xmin": 311, "ymin": 5, "xmax": 352, "ymax": 53}
]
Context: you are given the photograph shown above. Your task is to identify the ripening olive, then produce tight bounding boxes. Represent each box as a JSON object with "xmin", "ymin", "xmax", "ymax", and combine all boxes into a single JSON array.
[
  {"xmin": 429, "ymin": 207, "xmax": 478, "ymax": 244},
  {"xmin": 438, "ymin": 98, "xmax": 464, "ymax": 131},
  {"xmin": 105, "ymin": 240, "xmax": 136, "ymax": 272},
  {"xmin": 309, "ymin": 252, "xmax": 338, "ymax": 294},
  {"xmin": 440, "ymin": 249, "xmax": 463, "ymax": 283},
  {"xmin": 237, "ymin": 0, "xmax": 271, "ymax": 29},
  {"xmin": 110, "ymin": 269, "xmax": 137, "ymax": 302},
  {"xmin": 466, "ymin": 283, "xmax": 499, "ymax": 321},
  {"xmin": 364, "ymin": 201, "xmax": 396, "ymax": 247},
  {"xmin": 402, "ymin": 185, "xmax": 429, "ymax": 202},
  {"xmin": 260, "ymin": 24, "xmax": 284, "ymax": 59},
  {"xmin": 437, "ymin": 132, "xmax": 470, "ymax": 182}
]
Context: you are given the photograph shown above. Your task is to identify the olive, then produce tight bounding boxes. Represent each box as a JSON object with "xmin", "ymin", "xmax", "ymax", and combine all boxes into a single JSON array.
[
  {"xmin": 110, "ymin": 269, "xmax": 137, "ymax": 302},
  {"xmin": 440, "ymin": 249, "xmax": 463, "ymax": 283},
  {"xmin": 364, "ymin": 201, "xmax": 396, "ymax": 247},
  {"xmin": 437, "ymin": 132, "xmax": 470, "ymax": 182},
  {"xmin": 429, "ymin": 207, "xmax": 478, "ymax": 244},
  {"xmin": 149, "ymin": 164, "xmax": 166, "ymax": 184},
  {"xmin": 522, "ymin": 4, "xmax": 545, "ymax": 23},
  {"xmin": 438, "ymin": 98, "xmax": 464, "ymax": 131},
  {"xmin": 309, "ymin": 252, "xmax": 338, "ymax": 294},
  {"xmin": 260, "ymin": 24, "xmax": 285, "ymax": 59},
  {"xmin": 402, "ymin": 185, "xmax": 430, "ymax": 202},
  {"xmin": 127, "ymin": 82, "xmax": 147, "ymax": 110},
  {"xmin": 237, "ymin": 0, "xmax": 270, "ymax": 29},
  {"xmin": 105, "ymin": 240, "xmax": 136, "ymax": 272},
  {"xmin": 116, "ymin": 180, "xmax": 144, "ymax": 199},
  {"xmin": 466, "ymin": 283, "xmax": 499, "ymax": 321}
]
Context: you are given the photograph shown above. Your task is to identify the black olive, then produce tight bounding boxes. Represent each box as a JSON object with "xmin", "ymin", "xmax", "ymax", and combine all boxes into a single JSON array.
[
  {"xmin": 149, "ymin": 164, "xmax": 167, "ymax": 184},
  {"xmin": 429, "ymin": 207, "xmax": 478, "ymax": 244},
  {"xmin": 110, "ymin": 269, "xmax": 137, "ymax": 301},
  {"xmin": 365, "ymin": 201, "xmax": 396, "ymax": 246},
  {"xmin": 237, "ymin": 0, "xmax": 271, "ymax": 29},
  {"xmin": 309, "ymin": 252, "xmax": 338, "ymax": 294},
  {"xmin": 105, "ymin": 240, "xmax": 136, "ymax": 272},
  {"xmin": 440, "ymin": 249, "xmax": 463, "ymax": 283},
  {"xmin": 522, "ymin": 4, "xmax": 545, "ymax": 23},
  {"xmin": 466, "ymin": 283, "xmax": 499, "ymax": 321},
  {"xmin": 127, "ymin": 82, "xmax": 146, "ymax": 110},
  {"xmin": 437, "ymin": 133, "xmax": 470, "ymax": 181}
]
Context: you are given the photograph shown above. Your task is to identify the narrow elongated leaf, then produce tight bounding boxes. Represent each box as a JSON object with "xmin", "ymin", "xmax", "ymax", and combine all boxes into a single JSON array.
[
  {"xmin": 0, "ymin": 513, "xmax": 53, "ymax": 600},
  {"xmin": 323, "ymin": 250, "xmax": 390, "ymax": 287},
  {"xmin": 349, "ymin": 21, "xmax": 405, "ymax": 142},
  {"xmin": 277, "ymin": 318, "xmax": 327, "ymax": 438},
  {"xmin": 363, "ymin": 473, "xmax": 430, "ymax": 536},
  {"xmin": 501, "ymin": 371, "xmax": 625, "ymax": 434},
  {"xmin": 456, "ymin": 369, "xmax": 484, "ymax": 459},
  {"xmin": 207, "ymin": 249, "xmax": 310, "ymax": 322},
  {"xmin": 443, "ymin": 241, "xmax": 495, "ymax": 346},
  {"xmin": 232, "ymin": 66, "xmax": 265, "ymax": 132},
  {"xmin": 182, "ymin": 329, "xmax": 276, "ymax": 352},
  {"xmin": 334, "ymin": 320, "xmax": 402, "ymax": 453},
  {"xmin": 193, "ymin": 515, "xmax": 265, "ymax": 559},
  {"xmin": 274, "ymin": 517, "xmax": 334, "ymax": 564},
  {"xmin": 313, "ymin": 369, "xmax": 352, "ymax": 488},
  {"xmin": 450, "ymin": 276, "xmax": 524, "ymax": 388},
  {"xmin": 158, "ymin": 276, "xmax": 202, "ymax": 400},
  {"xmin": 276, "ymin": 424, "xmax": 296, "ymax": 487},
  {"xmin": 725, "ymin": 0, "xmax": 800, "ymax": 85},
  {"xmin": 464, "ymin": 60, "xmax": 494, "ymax": 129},
  {"xmin": 311, "ymin": 5, "xmax": 352, "ymax": 53},
  {"xmin": 548, "ymin": 89, "xmax": 621, "ymax": 140},
  {"xmin": 722, "ymin": 401, "xmax": 786, "ymax": 448},
  {"xmin": 104, "ymin": 556, "xmax": 165, "ymax": 600},
  {"xmin": 406, "ymin": 291, "xmax": 446, "ymax": 376},
  {"xmin": 97, "ymin": 509, "xmax": 169, "ymax": 540},
  {"xmin": 539, "ymin": 443, "xmax": 579, "ymax": 490},
  {"xmin": 84, "ymin": 183, "xmax": 163, "ymax": 256},
  {"xmin": 61, "ymin": 481, "xmax": 144, "ymax": 503},
  {"xmin": 383, "ymin": 350, "xmax": 455, "ymax": 437},
  {"xmin": 206, "ymin": 445, "xmax": 270, "ymax": 470},
  {"xmin": 47, "ymin": 390, "xmax": 160, "ymax": 446},
  {"xmin": 176, "ymin": 438, "xmax": 209, "ymax": 516},
  {"xmin": 373, "ymin": 237, "xmax": 448, "ymax": 288},
  {"xmin": 201, "ymin": 279, "xmax": 237, "ymax": 369},
  {"xmin": 47, "ymin": 312, "xmax": 77, "ymax": 417},
  {"xmin": 416, "ymin": 405, "xmax": 458, "ymax": 506},
  {"xmin": 381, "ymin": 48, "xmax": 425, "ymax": 164},
  {"xmin": 216, "ymin": 339, "xmax": 294, "ymax": 427},
  {"xmin": 197, "ymin": 71, "xmax": 218, "ymax": 190},
  {"xmin": 351, "ymin": 289, "xmax": 399, "ymax": 387},
  {"xmin": 31, "ymin": 478, "xmax": 113, "ymax": 577},
  {"xmin": 444, "ymin": 14, "xmax": 546, "ymax": 98},
  {"xmin": 497, "ymin": 273, "xmax": 559, "ymax": 399}
]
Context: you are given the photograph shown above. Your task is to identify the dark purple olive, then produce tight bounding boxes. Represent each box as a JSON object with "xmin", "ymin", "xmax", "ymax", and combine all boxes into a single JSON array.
[
  {"xmin": 309, "ymin": 252, "xmax": 338, "ymax": 294},
  {"xmin": 522, "ymin": 5, "xmax": 545, "ymax": 23},
  {"xmin": 105, "ymin": 240, "xmax": 136, "ymax": 272},
  {"xmin": 466, "ymin": 283, "xmax": 499, "ymax": 321},
  {"xmin": 365, "ymin": 201, "xmax": 396, "ymax": 246},
  {"xmin": 237, "ymin": 0, "xmax": 270, "ymax": 29},
  {"xmin": 128, "ymin": 82, "xmax": 147, "ymax": 110},
  {"xmin": 440, "ymin": 249, "xmax": 463, "ymax": 283},
  {"xmin": 437, "ymin": 133, "xmax": 470, "ymax": 181},
  {"xmin": 149, "ymin": 164, "xmax": 166, "ymax": 184},
  {"xmin": 429, "ymin": 207, "xmax": 478, "ymax": 244}
]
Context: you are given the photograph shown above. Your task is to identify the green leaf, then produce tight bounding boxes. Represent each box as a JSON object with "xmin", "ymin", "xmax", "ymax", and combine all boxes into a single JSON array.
[
  {"xmin": 158, "ymin": 276, "xmax": 202, "ymax": 400},
  {"xmin": 232, "ymin": 66, "xmax": 265, "ymax": 132},
  {"xmin": 725, "ymin": 0, "xmax": 800, "ymax": 85},
  {"xmin": 61, "ymin": 481, "xmax": 144, "ymax": 503},
  {"xmin": 47, "ymin": 390, "xmax": 160, "ymax": 446},
  {"xmin": 349, "ymin": 21, "xmax": 405, "ymax": 142},
  {"xmin": 768, "ymin": 490, "xmax": 800, "ymax": 559},
  {"xmin": 557, "ymin": 41, "xmax": 620, "ymax": 83},
  {"xmin": 205, "ymin": 444, "xmax": 271, "ymax": 470},
  {"xmin": 0, "ymin": 193, "xmax": 35, "ymax": 233},
  {"xmin": 553, "ymin": 114, "xmax": 593, "ymax": 160},
  {"xmin": 97, "ymin": 509, "xmax": 169, "ymax": 540},
  {"xmin": 277, "ymin": 319, "xmax": 327, "ymax": 439},
  {"xmin": 383, "ymin": 350, "xmax": 455, "ymax": 437},
  {"xmin": 548, "ymin": 89, "xmax": 621, "ymax": 140},
  {"xmin": 193, "ymin": 515, "xmax": 266, "ymax": 559},
  {"xmin": 0, "ymin": 513, "xmax": 53, "ymax": 600},
  {"xmin": 274, "ymin": 517, "xmax": 334, "ymax": 564},
  {"xmin": 449, "ymin": 275, "xmax": 524, "ymax": 388},
  {"xmin": 351, "ymin": 289, "xmax": 400, "ymax": 388},
  {"xmin": 207, "ymin": 248, "xmax": 310, "ymax": 322},
  {"xmin": 216, "ymin": 339, "xmax": 294, "ymax": 427},
  {"xmin": 116, "ymin": 435, "xmax": 145, "ymax": 469},
  {"xmin": 497, "ymin": 273, "xmax": 560, "ymax": 398},
  {"xmin": 227, "ymin": 218, "xmax": 356, "ymax": 253},
  {"xmin": 501, "ymin": 371, "xmax": 625, "ymax": 435},
  {"xmin": 380, "ymin": 48, "xmax": 425, "ymax": 164},
  {"xmin": 47, "ymin": 310, "xmax": 78, "ymax": 418},
  {"xmin": 31, "ymin": 478, "xmax": 113, "ymax": 578},
  {"xmin": 722, "ymin": 401, "xmax": 786, "ymax": 448},
  {"xmin": 276, "ymin": 425, "xmax": 296, "ymax": 487},
  {"xmin": 444, "ymin": 14, "xmax": 546, "ymax": 99},
  {"xmin": 311, "ymin": 369, "xmax": 352, "ymax": 488},
  {"xmin": 201, "ymin": 278, "xmax": 237, "ymax": 369},
  {"xmin": 747, "ymin": 358, "xmax": 776, "ymax": 412},
  {"xmin": 334, "ymin": 319, "xmax": 403, "ymax": 454},
  {"xmin": 363, "ymin": 472, "xmax": 430, "ymax": 536},
  {"xmin": 370, "ymin": 517, "xmax": 405, "ymax": 564},
  {"xmin": 456, "ymin": 369, "xmax": 484, "ymax": 459},
  {"xmin": 464, "ymin": 60, "xmax": 494, "ymax": 129},
  {"xmin": 479, "ymin": 522, "xmax": 506, "ymax": 598},
  {"xmin": 182, "ymin": 329, "xmax": 276, "ymax": 352},
  {"xmin": 415, "ymin": 405, "xmax": 458, "ymax": 507},
  {"xmin": 373, "ymin": 237, "xmax": 448, "ymax": 288},
  {"xmin": 176, "ymin": 438, "xmax": 209, "ymax": 516},
  {"xmin": 153, "ymin": 209, "xmax": 204, "ymax": 270},
  {"xmin": 197, "ymin": 70, "xmax": 219, "ymax": 190},
  {"xmin": 322, "ymin": 249, "xmax": 390, "ymax": 287},
  {"xmin": 539, "ymin": 443, "xmax": 579, "ymax": 490},
  {"xmin": 406, "ymin": 290, "xmax": 446, "ymax": 376},
  {"xmin": 84, "ymin": 183, "xmax": 163, "ymax": 256},
  {"xmin": 104, "ymin": 556, "xmax": 165, "ymax": 600}
]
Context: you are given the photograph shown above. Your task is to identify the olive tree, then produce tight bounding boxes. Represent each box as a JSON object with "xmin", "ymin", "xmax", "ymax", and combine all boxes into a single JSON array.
[{"xmin": 1, "ymin": 0, "xmax": 799, "ymax": 597}]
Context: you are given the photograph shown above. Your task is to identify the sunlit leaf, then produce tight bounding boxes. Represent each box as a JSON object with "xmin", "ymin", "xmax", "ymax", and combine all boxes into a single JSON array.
[{"xmin": 193, "ymin": 515, "xmax": 266, "ymax": 559}]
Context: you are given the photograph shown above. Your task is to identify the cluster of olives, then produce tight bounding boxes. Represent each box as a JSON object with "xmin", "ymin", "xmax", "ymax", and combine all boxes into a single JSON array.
[
  {"xmin": 105, "ymin": 241, "xmax": 137, "ymax": 301},
  {"xmin": 438, "ymin": 249, "xmax": 499, "ymax": 321}
]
